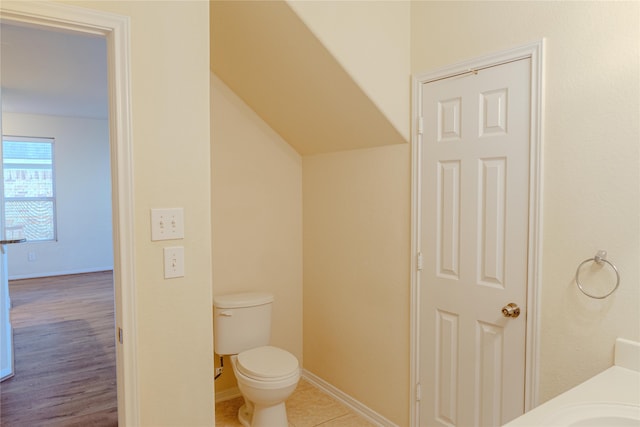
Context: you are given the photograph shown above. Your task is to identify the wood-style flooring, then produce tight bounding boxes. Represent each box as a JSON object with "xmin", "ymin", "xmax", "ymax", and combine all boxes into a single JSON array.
[{"xmin": 0, "ymin": 271, "xmax": 118, "ymax": 426}]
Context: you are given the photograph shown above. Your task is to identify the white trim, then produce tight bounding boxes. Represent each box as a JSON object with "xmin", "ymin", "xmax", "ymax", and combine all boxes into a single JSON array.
[
  {"xmin": 409, "ymin": 72, "xmax": 422, "ymax": 426},
  {"xmin": 523, "ymin": 39, "xmax": 545, "ymax": 412},
  {"xmin": 214, "ymin": 386, "xmax": 242, "ymax": 403},
  {"xmin": 301, "ymin": 370, "xmax": 399, "ymax": 427},
  {"xmin": 0, "ymin": 2, "xmax": 138, "ymax": 426},
  {"xmin": 409, "ymin": 40, "xmax": 544, "ymax": 426},
  {"xmin": 8, "ymin": 267, "xmax": 114, "ymax": 281}
]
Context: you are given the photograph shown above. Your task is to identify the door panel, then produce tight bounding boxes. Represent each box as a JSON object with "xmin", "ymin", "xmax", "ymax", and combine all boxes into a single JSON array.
[
  {"xmin": 1, "ymin": 245, "xmax": 13, "ymax": 381},
  {"xmin": 1, "ymin": 129, "xmax": 15, "ymax": 381},
  {"xmin": 419, "ymin": 58, "xmax": 531, "ymax": 426}
]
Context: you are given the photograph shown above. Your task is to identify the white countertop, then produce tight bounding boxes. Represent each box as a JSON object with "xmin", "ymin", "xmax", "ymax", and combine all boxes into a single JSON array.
[{"xmin": 505, "ymin": 338, "xmax": 640, "ymax": 426}]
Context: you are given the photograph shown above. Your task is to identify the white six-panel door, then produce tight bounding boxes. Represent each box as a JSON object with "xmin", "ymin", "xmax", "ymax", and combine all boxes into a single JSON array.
[{"xmin": 419, "ymin": 58, "xmax": 531, "ymax": 426}]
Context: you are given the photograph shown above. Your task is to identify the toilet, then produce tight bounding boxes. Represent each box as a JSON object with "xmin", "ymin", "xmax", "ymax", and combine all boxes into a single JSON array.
[{"xmin": 213, "ymin": 292, "xmax": 300, "ymax": 427}]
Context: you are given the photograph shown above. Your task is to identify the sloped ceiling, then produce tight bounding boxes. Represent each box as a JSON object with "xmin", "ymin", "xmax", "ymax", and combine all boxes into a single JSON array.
[{"xmin": 210, "ymin": 1, "xmax": 407, "ymax": 156}]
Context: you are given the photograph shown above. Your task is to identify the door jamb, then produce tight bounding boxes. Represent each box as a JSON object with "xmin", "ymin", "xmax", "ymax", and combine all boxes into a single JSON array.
[
  {"xmin": 409, "ymin": 40, "xmax": 544, "ymax": 426},
  {"xmin": 0, "ymin": 2, "xmax": 138, "ymax": 426}
]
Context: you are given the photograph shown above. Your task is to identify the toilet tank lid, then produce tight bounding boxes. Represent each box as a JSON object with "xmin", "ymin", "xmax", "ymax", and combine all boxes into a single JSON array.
[{"xmin": 213, "ymin": 292, "xmax": 274, "ymax": 308}]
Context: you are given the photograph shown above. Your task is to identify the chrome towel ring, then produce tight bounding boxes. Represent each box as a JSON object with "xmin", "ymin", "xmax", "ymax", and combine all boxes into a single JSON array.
[{"xmin": 575, "ymin": 250, "xmax": 620, "ymax": 299}]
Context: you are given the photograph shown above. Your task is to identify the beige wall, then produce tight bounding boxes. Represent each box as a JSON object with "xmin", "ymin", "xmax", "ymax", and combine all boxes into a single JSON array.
[
  {"xmin": 59, "ymin": 1, "xmax": 214, "ymax": 425},
  {"xmin": 303, "ymin": 145, "xmax": 411, "ymax": 425},
  {"xmin": 210, "ymin": 73, "xmax": 303, "ymax": 392},
  {"xmin": 286, "ymin": 2, "xmax": 412, "ymax": 424},
  {"xmin": 412, "ymin": 1, "xmax": 640, "ymax": 403}
]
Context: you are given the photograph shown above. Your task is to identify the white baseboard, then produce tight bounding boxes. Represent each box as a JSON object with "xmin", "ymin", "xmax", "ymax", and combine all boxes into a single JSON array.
[
  {"xmin": 301, "ymin": 369, "xmax": 398, "ymax": 427},
  {"xmin": 215, "ymin": 386, "xmax": 241, "ymax": 403},
  {"xmin": 8, "ymin": 267, "xmax": 113, "ymax": 281}
]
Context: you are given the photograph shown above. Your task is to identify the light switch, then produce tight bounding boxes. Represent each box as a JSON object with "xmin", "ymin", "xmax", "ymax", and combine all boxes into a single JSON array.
[
  {"xmin": 151, "ymin": 208, "xmax": 184, "ymax": 241},
  {"xmin": 164, "ymin": 246, "xmax": 184, "ymax": 279}
]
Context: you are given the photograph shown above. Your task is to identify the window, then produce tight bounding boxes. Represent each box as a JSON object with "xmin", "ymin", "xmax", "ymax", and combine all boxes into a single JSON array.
[{"xmin": 2, "ymin": 136, "xmax": 57, "ymax": 241}]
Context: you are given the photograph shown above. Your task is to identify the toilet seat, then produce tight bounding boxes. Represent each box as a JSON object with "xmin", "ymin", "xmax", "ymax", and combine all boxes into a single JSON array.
[{"xmin": 237, "ymin": 346, "xmax": 299, "ymax": 381}]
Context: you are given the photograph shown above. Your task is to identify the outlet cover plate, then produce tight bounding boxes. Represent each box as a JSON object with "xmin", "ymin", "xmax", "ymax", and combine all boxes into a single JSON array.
[{"xmin": 164, "ymin": 246, "xmax": 184, "ymax": 279}]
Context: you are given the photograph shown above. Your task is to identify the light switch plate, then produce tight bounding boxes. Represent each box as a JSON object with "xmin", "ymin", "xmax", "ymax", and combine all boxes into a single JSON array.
[
  {"xmin": 151, "ymin": 208, "xmax": 184, "ymax": 241},
  {"xmin": 164, "ymin": 246, "xmax": 184, "ymax": 279}
]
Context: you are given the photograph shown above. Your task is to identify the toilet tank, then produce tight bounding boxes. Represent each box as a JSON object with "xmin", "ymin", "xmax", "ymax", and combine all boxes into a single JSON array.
[{"xmin": 213, "ymin": 292, "xmax": 273, "ymax": 355}]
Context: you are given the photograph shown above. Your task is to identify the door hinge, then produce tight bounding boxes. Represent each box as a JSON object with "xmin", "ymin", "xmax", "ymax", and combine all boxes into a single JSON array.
[
  {"xmin": 417, "ymin": 252, "xmax": 424, "ymax": 271},
  {"xmin": 118, "ymin": 327, "xmax": 124, "ymax": 344},
  {"xmin": 416, "ymin": 382, "xmax": 422, "ymax": 401},
  {"xmin": 417, "ymin": 117, "xmax": 424, "ymax": 135}
]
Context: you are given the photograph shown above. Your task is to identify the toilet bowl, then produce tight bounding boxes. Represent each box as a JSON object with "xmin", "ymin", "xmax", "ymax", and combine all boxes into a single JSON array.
[{"xmin": 231, "ymin": 346, "xmax": 300, "ymax": 427}]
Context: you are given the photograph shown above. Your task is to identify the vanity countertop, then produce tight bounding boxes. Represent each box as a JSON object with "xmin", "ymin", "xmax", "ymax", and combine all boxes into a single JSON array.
[{"xmin": 504, "ymin": 338, "xmax": 640, "ymax": 426}]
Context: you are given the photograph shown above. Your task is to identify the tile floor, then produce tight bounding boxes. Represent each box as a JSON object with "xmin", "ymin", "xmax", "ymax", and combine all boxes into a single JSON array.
[{"xmin": 215, "ymin": 378, "xmax": 376, "ymax": 427}]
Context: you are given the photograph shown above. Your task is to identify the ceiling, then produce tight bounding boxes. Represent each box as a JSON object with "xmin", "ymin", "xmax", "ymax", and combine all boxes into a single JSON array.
[
  {"xmin": 210, "ymin": 1, "xmax": 406, "ymax": 155},
  {"xmin": 1, "ymin": 21, "xmax": 108, "ymax": 120}
]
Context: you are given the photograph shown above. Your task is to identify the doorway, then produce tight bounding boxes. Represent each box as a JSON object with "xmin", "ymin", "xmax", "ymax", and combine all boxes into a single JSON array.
[
  {"xmin": 410, "ymin": 42, "xmax": 544, "ymax": 426},
  {"xmin": 0, "ymin": 2, "xmax": 137, "ymax": 425},
  {"xmin": 1, "ymin": 22, "xmax": 115, "ymax": 426}
]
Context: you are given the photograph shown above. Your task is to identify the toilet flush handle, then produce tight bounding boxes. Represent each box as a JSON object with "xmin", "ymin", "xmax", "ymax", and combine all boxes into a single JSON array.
[{"xmin": 219, "ymin": 311, "xmax": 233, "ymax": 317}]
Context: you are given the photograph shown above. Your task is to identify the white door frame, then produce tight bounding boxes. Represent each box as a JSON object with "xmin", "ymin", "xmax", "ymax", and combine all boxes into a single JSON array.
[
  {"xmin": 0, "ymin": 2, "xmax": 138, "ymax": 426},
  {"xmin": 410, "ymin": 41, "xmax": 544, "ymax": 426}
]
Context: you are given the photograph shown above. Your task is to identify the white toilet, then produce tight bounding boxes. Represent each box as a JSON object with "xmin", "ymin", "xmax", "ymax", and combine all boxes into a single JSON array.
[{"xmin": 213, "ymin": 292, "xmax": 300, "ymax": 427}]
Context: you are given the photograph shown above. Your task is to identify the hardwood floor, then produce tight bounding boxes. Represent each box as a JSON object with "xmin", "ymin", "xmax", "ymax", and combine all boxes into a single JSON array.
[{"xmin": 0, "ymin": 271, "xmax": 118, "ymax": 426}]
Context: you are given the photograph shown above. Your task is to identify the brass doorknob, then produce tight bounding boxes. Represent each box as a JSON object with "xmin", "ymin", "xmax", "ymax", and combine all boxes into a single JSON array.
[{"xmin": 502, "ymin": 303, "xmax": 520, "ymax": 318}]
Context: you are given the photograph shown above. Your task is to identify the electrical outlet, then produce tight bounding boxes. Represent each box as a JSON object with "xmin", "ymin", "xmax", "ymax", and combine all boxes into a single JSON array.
[
  {"xmin": 163, "ymin": 246, "xmax": 185, "ymax": 279},
  {"xmin": 151, "ymin": 208, "xmax": 184, "ymax": 241}
]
